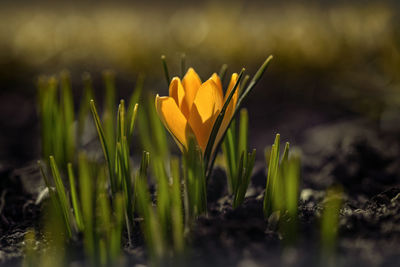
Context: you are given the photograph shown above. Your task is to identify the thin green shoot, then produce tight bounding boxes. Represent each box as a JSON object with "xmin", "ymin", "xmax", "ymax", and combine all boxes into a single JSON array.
[
  {"xmin": 239, "ymin": 74, "xmax": 250, "ymax": 95},
  {"xmin": 264, "ymin": 134, "xmax": 281, "ymax": 217},
  {"xmin": 67, "ymin": 163, "xmax": 84, "ymax": 231},
  {"xmin": 22, "ymin": 229, "xmax": 36, "ymax": 267},
  {"xmin": 138, "ymin": 93, "xmax": 169, "ymax": 158},
  {"xmin": 170, "ymin": 157, "xmax": 184, "ymax": 254},
  {"xmin": 135, "ymin": 152, "xmax": 165, "ymax": 262},
  {"xmin": 218, "ymin": 64, "xmax": 228, "ymax": 84},
  {"xmin": 90, "ymin": 99, "xmax": 116, "ymax": 193},
  {"xmin": 78, "ymin": 72, "xmax": 94, "ymax": 145},
  {"xmin": 181, "ymin": 53, "xmax": 186, "ymax": 77},
  {"xmin": 222, "ymin": 108, "xmax": 256, "ymax": 208},
  {"xmin": 78, "ymin": 153, "xmax": 95, "ymax": 260},
  {"xmin": 103, "ymin": 70, "xmax": 117, "ymax": 170},
  {"xmin": 233, "ymin": 149, "xmax": 256, "ymax": 208},
  {"xmin": 49, "ymin": 156, "xmax": 74, "ymax": 237},
  {"xmin": 60, "ymin": 70, "xmax": 75, "ymax": 165},
  {"xmin": 321, "ymin": 185, "xmax": 343, "ymax": 260},
  {"xmin": 236, "ymin": 55, "xmax": 273, "ymax": 112},
  {"xmin": 279, "ymin": 150, "xmax": 301, "ymax": 245},
  {"xmin": 184, "ymin": 137, "xmax": 207, "ymax": 219},
  {"xmin": 161, "ymin": 55, "xmax": 170, "ymax": 86}
]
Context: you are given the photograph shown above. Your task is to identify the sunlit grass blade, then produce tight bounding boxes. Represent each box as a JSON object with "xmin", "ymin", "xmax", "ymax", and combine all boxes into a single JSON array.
[
  {"xmin": 280, "ymin": 150, "xmax": 300, "ymax": 245},
  {"xmin": 238, "ymin": 109, "xmax": 248, "ymax": 159},
  {"xmin": 110, "ymin": 193, "xmax": 125, "ymax": 263},
  {"xmin": 138, "ymin": 93, "xmax": 169, "ymax": 158},
  {"xmin": 264, "ymin": 134, "xmax": 280, "ymax": 217},
  {"xmin": 37, "ymin": 160, "xmax": 56, "ymax": 203},
  {"xmin": 161, "ymin": 55, "xmax": 170, "ymax": 85},
  {"xmin": 222, "ymin": 127, "xmax": 236, "ymax": 194},
  {"xmin": 135, "ymin": 152, "xmax": 164, "ymax": 262},
  {"xmin": 49, "ymin": 156, "xmax": 73, "ymax": 237},
  {"xmin": 148, "ymin": 94, "xmax": 169, "ymax": 158},
  {"xmin": 78, "ymin": 72, "xmax": 94, "ymax": 144},
  {"xmin": 233, "ymin": 149, "xmax": 256, "ymax": 208},
  {"xmin": 128, "ymin": 103, "xmax": 138, "ymax": 143},
  {"xmin": 116, "ymin": 100, "xmax": 125, "ymax": 144},
  {"xmin": 218, "ymin": 64, "xmax": 228, "ymax": 84},
  {"xmin": 102, "ymin": 70, "xmax": 116, "ymax": 169},
  {"xmin": 78, "ymin": 153, "xmax": 95, "ymax": 261},
  {"xmin": 233, "ymin": 152, "xmax": 245, "ymax": 205},
  {"xmin": 22, "ymin": 229, "xmax": 36, "ymax": 267},
  {"xmin": 97, "ymin": 169, "xmax": 112, "ymax": 266},
  {"xmin": 118, "ymin": 137, "xmax": 134, "ymax": 236},
  {"xmin": 39, "ymin": 76, "xmax": 64, "ymax": 164},
  {"xmin": 60, "ymin": 70, "xmax": 75, "ymax": 165},
  {"xmin": 321, "ymin": 185, "xmax": 343, "ymax": 259},
  {"xmin": 184, "ymin": 137, "xmax": 207, "ymax": 219},
  {"xmin": 181, "ymin": 53, "xmax": 186, "ymax": 77},
  {"xmin": 127, "ymin": 73, "xmax": 144, "ymax": 112},
  {"xmin": 282, "ymin": 142, "xmax": 290, "ymax": 163},
  {"xmin": 170, "ymin": 157, "xmax": 184, "ymax": 253},
  {"xmin": 239, "ymin": 75, "xmax": 250, "ymax": 95},
  {"xmin": 153, "ymin": 157, "xmax": 171, "ymax": 241},
  {"xmin": 90, "ymin": 99, "xmax": 116, "ymax": 193},
  {"xmin": 67, "ymin": 163, "xmax": 84, "ymax": 231},
  {"xmin": 40, "ymin": 200, "xmax": 67, "ymax": 267},
  {"xmin": 236, "ymin": 55, "xmax": 273, "ymax": 112}
]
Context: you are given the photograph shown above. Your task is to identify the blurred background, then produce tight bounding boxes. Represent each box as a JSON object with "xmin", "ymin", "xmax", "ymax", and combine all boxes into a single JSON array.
[{"xmin": 1, "ymin": 0, "xmax": 400, "ymax": 166}]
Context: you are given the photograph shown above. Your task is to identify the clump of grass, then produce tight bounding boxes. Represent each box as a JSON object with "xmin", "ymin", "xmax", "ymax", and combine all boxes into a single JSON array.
[
  {"xmin": 223, "ymin": 109, "xmax": 256, "ymax": 208},
  {"xmin": 263, "ymin": 134, "xmax": 301, "ymax": 244},
  {"xmin": 135, "ymin": 153, "xmax": 185, "ymax": 264},
  {"xmin": 38, "ymin": 152, "xmax": 129, "ymax": 266},
  {"xmin": 36, "ymin": 70, "xmax": 187, "ymax": 265},
  {"xmin": 37, "ymin": 74, "xmax": 73, "ymax": 168},
  {"xmin": 37, "ymin": 71, "xmax": 97, "ymax": 168}
]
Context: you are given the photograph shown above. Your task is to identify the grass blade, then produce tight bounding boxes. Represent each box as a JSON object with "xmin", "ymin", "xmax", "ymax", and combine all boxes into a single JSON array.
[
  {"xmin": 218, "ymin": 64, "xmax": 228, "ymax": 84},
  {"xmin": 236, "ymin": 55, "xmax": 273, "ymax": 112},
  {"xmin": 60, "ymin": 70, "xmax": 75, "ymax": 165},
  {"xmin": 90, "ymin": 100, "xmax": 115, "ymax": 193},
  {"xmin": 161, "ymin": 55, "xmax": 170, "ymax": 86},
  {"xmin": 321, "ymin": 185, "xmax": 343, "ymax": 258},
  {"xmin": 181, "ymin": 53, "xmax": 186, "ymax": 77},
  {"xmin": 264, "ymin": 134, "xmax": 280, "ymax": 217},
  {"xmin": 78, "ymin": 153, "xmax": 95, "ymax": 260},
  {"xmin": 170, "ymin": 157, "xmax": 184, "ymax": 253},
  {"xmin": 238, "ymin": 109, "xmax": 248, "ymax": 158},
  {"xmin": 49, "ymin": 156, "xmax": 73, "ymax": 237},
  {"xmin": 78, "ymin": 72, "xmax": 94, "ymax": 145},
  {"xmin": 67, "ymin": 163, "xmax": 84, "ymax": 231},
  {"xmin": 128, "ymin": 103, "xmax": 138, "ymax": 142}
]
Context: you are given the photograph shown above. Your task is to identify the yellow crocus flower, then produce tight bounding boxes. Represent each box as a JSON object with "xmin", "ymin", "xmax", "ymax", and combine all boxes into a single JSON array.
[{"xmin": 155, "ymin": 67, "xmax": 238, "ymax": 153}]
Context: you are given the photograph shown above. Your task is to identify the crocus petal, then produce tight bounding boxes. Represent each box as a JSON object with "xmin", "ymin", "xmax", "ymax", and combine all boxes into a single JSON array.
[
  {"xmin": 155, "ymin": 95, "xmax": 189, "ymax": 150},
  {"xmin": 214, "ymin": 73, "xmax": 239, "ymax": 151},
  {"xmin": 169, "ymin": 77, "xmax": 186, "ymax": 116},
  {"xmin": 188, "ymin": 79, "xmax": 223, "ymax": 152},
  {"xmin": 182, "ymin": 68, "xmax": 202, "ymax": 116},
  {"xmin": 210, "ymin": 73, "xmax": 224, "ymax": 102}
]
